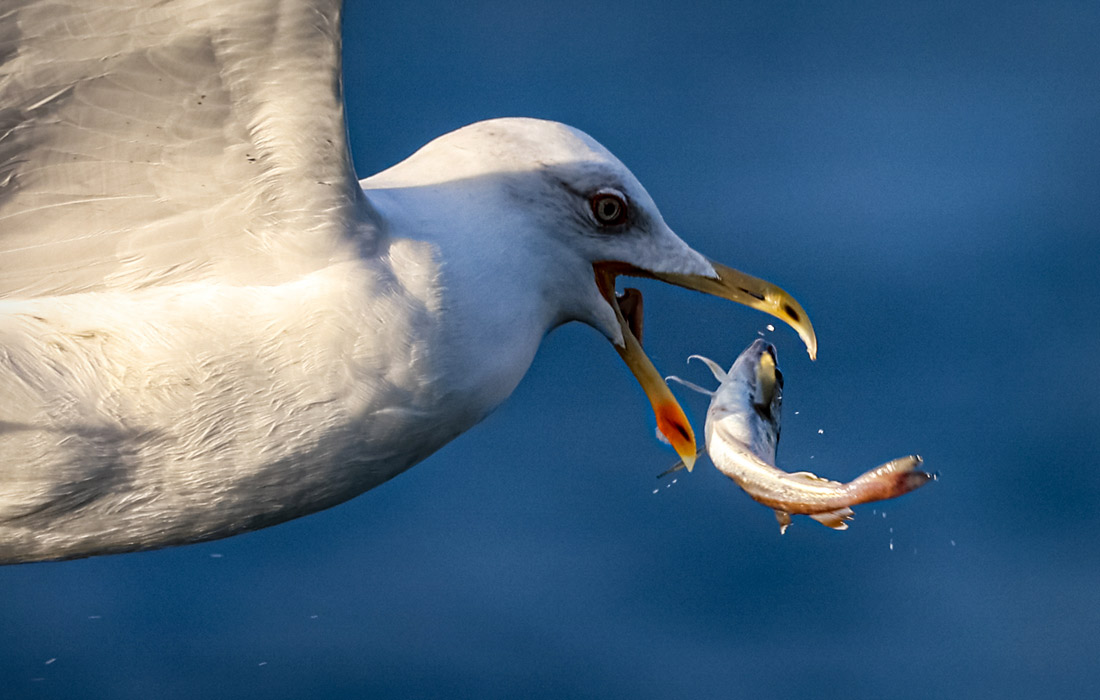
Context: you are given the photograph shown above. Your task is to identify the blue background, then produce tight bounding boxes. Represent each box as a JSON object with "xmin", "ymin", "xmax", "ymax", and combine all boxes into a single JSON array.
[{"xmin": 4, "ymin": 1, "xmax": 1099, "ymax": 698}]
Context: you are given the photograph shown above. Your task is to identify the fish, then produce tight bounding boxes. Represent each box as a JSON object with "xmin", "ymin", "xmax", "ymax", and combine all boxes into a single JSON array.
[{"xmin": 664, "ymin": 339, "xmax": 932, "ymax": 533}]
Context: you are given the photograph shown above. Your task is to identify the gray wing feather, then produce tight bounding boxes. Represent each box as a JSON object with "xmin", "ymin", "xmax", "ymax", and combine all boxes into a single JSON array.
[{"xmin": 0, "ymin": 0, "xmax": 378, "ymax": 298}]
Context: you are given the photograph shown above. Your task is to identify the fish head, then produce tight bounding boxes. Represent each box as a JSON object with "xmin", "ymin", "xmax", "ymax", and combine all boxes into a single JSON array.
[{"xmin": 706, "ymin": 339, "xmax": 784, "ymax": 464}]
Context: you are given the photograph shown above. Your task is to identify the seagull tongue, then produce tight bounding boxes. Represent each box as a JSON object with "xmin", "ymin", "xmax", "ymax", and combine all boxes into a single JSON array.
[{"xmin": 616, "ymin": 288, "xmax": 644, "ymax": 346}]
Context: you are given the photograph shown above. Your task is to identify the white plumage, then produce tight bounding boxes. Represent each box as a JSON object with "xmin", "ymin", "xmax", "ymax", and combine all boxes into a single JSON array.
[{"xmin": 0, "ymin": 0, "xmax": 816, "ymax": 563}]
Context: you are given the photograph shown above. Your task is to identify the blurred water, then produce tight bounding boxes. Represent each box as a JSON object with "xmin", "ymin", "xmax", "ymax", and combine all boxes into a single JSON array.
[{"xmin": 3, "ymin": 1, "xmax": 1099, "ymax": 698}]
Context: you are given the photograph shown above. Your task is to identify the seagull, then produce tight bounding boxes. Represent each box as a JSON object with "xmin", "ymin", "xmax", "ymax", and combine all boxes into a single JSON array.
[{"xmin": 0, "ymin": 0, "xmax": 816, "ymax": 563}]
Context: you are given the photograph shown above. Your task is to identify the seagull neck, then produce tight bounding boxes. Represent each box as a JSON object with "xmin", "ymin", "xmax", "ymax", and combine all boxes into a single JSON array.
[{"xmin": 366, "ymin": 183, "xmax": 559, "ymax": 421}]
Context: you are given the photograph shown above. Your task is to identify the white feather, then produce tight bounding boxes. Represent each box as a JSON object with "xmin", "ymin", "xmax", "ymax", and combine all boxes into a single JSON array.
[{"xmin": 0, "ymin": 1, "xmax": 717, "ymax": 562}]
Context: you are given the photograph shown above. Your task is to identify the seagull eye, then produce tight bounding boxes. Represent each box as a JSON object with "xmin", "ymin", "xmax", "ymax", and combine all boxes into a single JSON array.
[{"xmin": 589, "ymin": 191, "xmax": 628, "ymax": 227}]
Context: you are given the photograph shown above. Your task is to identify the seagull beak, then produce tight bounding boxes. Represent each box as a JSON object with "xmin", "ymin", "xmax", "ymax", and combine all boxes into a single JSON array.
[
  {"xmin": 647, "ymin": 260, "xmax": 817, "ymax": 361},
  {"xmin": 593, "ymin": 259, "xmax": 817, "ymax": 470},
  {"xmin": 595, "ymin": 266, "xmax": 698, "ymax": 470}
]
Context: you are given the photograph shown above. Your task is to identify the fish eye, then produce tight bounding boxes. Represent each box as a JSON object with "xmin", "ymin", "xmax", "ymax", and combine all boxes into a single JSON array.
[{"xmin": 589, "ymin": 190, "xmax": 628, "ymax": 227}]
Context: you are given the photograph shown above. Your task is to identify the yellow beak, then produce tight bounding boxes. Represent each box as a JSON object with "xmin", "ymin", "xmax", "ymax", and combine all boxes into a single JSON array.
[{"xmin": 594, "ymin": 259, "xmax": 817, "ymax": 469}]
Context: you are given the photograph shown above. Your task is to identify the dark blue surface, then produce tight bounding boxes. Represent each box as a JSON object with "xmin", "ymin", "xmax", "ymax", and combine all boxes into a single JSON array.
[{"xmin": 4, "ymin": 2, "xmax": 1100, "ymax": 698}]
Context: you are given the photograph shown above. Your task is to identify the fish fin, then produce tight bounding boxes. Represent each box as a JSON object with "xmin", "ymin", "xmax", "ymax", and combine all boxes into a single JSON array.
[
  {"xmin": 665, "ymin": 375, "xmax": 715, "ymax": 397},
  {"xmin": 788, "ymin": 470, "xmax": 826, "ymax": 481},
  {"xmin": 846, "ymin": 455, "xmax": 934, "ymax": 503},
  {"xmin": 658, "ymin": 461, "xmax": 686, "ymax": 478},
  {"xmin": 687, "ymin": 355, "xmax": 729, "ymax": 383},
  {"xmin": 810, "ymin": 508, "xmax": 854, "ymax": 531},
  {"xmin": 774, "ymin": 510, "xmax": 792, "ymax": 534},
  {"xmin": 658, "ymin": 447, "xmax": 705, "ymax": 478}
]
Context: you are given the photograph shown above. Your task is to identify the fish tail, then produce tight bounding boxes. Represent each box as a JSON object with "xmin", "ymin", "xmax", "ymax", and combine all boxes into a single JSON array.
[{"xmin": 846, "ymin": 455, "xmax": 933, "ymax": 504}]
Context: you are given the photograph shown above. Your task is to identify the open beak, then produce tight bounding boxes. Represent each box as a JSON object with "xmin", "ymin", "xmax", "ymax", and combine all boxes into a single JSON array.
[{"xmin": 593, "ymin": 259, "xmax": 817, "ymax": 470}]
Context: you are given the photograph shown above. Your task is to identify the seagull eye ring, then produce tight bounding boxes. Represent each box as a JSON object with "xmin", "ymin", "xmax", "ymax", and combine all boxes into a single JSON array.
[{"xmin": 589, "ymin": 191, "xmax": 628, "ymax": 227}]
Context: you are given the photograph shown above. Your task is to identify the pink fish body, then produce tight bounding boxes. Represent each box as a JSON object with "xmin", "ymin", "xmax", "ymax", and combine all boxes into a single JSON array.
[{"xmin": 667, "ymin": 339, "xmax": 931, "ymax": 532}]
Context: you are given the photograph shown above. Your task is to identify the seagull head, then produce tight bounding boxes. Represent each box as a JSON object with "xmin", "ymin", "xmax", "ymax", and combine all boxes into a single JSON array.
[{"xmin": 367, "ymin": 118, "xmax": 816, "ymax": 469}]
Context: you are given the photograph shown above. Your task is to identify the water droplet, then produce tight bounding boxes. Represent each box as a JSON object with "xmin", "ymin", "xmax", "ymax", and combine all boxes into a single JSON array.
[
  {"xmin": 889, "ymin": 539, "xmax": 894, "ymax": 551},
  {"xmin": 817, "ymin": 429, "xmax": 824, "ymax": 434},
  {"xmin": 210, "ymin": 553, "xmax": 223, "ymax": 558},
  {"xmin": 950, "ymin": 540, "xmax": 956, "ymax": 546},
  {"xmin": 766, "ymin": 324, "xmax": 775, "ymax": 332},
  {"xmin": 652, "ymin": 489, "xmax": 658, "ymax": 494},
  {"xmin": 44, "ymin": 658, "xmax": 56, "ymax": 666}
]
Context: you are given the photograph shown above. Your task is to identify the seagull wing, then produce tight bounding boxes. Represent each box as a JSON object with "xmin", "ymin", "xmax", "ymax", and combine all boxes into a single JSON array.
[{"xmin": 0, "ymin": 0, "xmax": 378, "ymax": 298}]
